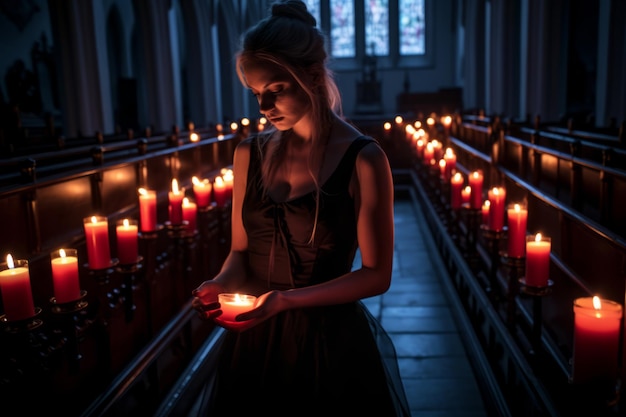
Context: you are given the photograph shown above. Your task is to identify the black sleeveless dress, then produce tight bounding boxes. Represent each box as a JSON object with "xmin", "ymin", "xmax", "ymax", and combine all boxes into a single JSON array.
[{"xmin": 204, "ymin": 135, "xmax": 410, "ymax": 416}]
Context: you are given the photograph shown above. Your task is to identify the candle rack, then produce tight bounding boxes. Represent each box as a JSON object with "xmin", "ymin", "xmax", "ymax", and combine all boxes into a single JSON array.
[
  {"xmin": 116, "ymin": 256, "xmax": 144, "ymax": 322},
  {"xmin": 501, "ymin": 254, "xmax": 525, "ymax": 328},
  {"xmin": 480, "ymin": 225, "xmax": 507, "ymax": 299},
  {"xmin": 50, "ymin": 290, "xmax": 90, "ymax": 372},
  {"xmin": 518, "ymin": 277, "xmax": 554, "ymax": 356}
]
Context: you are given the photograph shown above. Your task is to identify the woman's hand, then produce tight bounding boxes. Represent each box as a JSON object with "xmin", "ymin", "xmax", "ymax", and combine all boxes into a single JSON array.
[
  {"xmin": 191, "ymin": 280, "xmax": 226, "ymax": 320},
  {"xmin": 214, "ymin": 290, "xmax": 286, "ymax": 332}
]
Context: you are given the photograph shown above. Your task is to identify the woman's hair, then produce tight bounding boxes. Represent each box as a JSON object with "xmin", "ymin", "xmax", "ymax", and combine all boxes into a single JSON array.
[{"xmin": 236, "ymin": 1, "xmax": 342, "ymax": 243}]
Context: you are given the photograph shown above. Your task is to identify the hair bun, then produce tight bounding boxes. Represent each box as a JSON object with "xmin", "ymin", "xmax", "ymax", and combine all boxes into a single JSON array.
[{"xmin": 271, "ymin": 1, "xmax": 317, "ymax": 26}]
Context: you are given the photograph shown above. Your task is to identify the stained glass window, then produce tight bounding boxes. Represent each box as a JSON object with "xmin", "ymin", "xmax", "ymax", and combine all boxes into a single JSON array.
[
  {"xmin": 365, "ymin": 0, "xmax": 389, "ymax": 56},
  {"xmin": 303, "ymin": 0, "xmax": 320, "ymax": 26},
  {"xmin": 399, "ymin": 0, "xmax": 425, "ymax": 55},
  {"xmin": 330, "ymin": 0, "xmax": 355, "ymax": 57}
]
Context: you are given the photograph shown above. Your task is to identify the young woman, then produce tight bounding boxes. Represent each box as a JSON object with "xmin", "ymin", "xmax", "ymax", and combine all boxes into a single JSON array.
[{"xmin": 191, "ymin": 1, "xmax": 410, "ymax": 415}]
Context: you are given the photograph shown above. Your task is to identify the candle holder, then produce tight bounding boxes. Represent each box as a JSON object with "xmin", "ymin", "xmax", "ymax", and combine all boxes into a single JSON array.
[
  {"xmin": 164, "ymin": 220, "xmax": 190, "ymax": 238},
  {"xmin": 116, "ymin": 257, "xmax": 143, "ymax": 322},
  {"xmin": 460, "ymin": 205, "xmax": 481, "ymax": 268},
  {"xmin": 518, "ymin": 277, "xmax": 554, "ymax": 356},
  {"xmin": 0, "ymin": 307, "xmax": 43, "ymax": 334},
  {"xmin": 84, "ymin": 258, "xmax": 119, "ymax": 285},
  {"xmin": 139, "ymin": 223, "xmax": 164, "ymax": 240},
  {"xmin": 480, "ymin": 225, "xmax": 507, "ymax": 298},
  {"xmin": 500, "ymin": 253, "xmax": 525, "ymax": 328},
  {"xmin": 50, "ymin": 290, "xmax": 89, "ymax": 371}
]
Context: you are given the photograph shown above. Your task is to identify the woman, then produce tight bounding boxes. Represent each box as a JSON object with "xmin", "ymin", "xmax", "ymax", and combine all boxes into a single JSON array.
[{"xmin": 191, "ymin": 1, "xmax": 410, "ymax": 415}]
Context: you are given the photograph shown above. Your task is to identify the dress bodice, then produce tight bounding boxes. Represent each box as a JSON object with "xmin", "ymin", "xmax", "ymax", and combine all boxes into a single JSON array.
[{"xmin": 242, "ymin": 135, "xmax": 376, "ymax": 292}]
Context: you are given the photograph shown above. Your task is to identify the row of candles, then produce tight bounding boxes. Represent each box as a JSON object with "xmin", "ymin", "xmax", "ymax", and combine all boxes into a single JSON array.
[
  {"xmin": 396, "ymin": 116, "xmax": 623, "ymax": 386},
  {"xmin": 0, "ymin": 169, "xmax": 234, "ymax": 324}
]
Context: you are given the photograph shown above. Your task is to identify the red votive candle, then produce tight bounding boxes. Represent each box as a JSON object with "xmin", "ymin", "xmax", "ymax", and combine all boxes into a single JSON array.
[
  {"xmin": 51, "ymin": 249, "xmax": 81, "ymax": 304},
  {"xmin": 218, "ymin": 293, "xmax": 257, "ymax": 322},
  {"xmin": 469, "ymin": 170, "xmax": 484, "ymax": 209},
  {"xmin": 506, "ymin": 203, "xmax": 528, "ymax": 258},
  {"xmin": 572, "ymin": 296, "xmax": 622, "ymax": 384},
  {"xmin": 524, "ymin": 233, "xmax": 551, "ymax": 287},
  {"xmin": 138, "ymin": 188, "xmax": 157, "ymax": 232},
  {"xmin": 83, "ymin": 216, "xmax": 112, "ymax": 270},
  {"xmin": 182, "ymin": 197, "xmax": 198, "ymax": 233},
  {"xmin": 0, "ymin": 255, "xmax": 36, "ymax": 321},
  {"xmin": 487, "ymin": 186, "xmax": 506, "ymax": 231},
  {"xmin": 168, "ymin": 179, "xmax": 184, "ymax": 224},
  {"xmin": 192, "ymin": 176, "xmax": 212, "ymax": 208},
  {"xmin": 450, "ymin": 173, "xmax": 464, "ymax": 210},
  {"xmin": 116, "ymin": 219, "xmax": 139, "ymax": 265}
]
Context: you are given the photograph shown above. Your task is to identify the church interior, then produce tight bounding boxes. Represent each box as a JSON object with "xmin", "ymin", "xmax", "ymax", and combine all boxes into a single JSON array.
[{"xmin": 0, "ymin": 0, "xmax": 625, "ymax": 416}]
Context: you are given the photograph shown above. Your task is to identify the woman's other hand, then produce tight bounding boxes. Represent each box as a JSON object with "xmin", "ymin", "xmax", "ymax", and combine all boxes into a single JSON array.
[{"xmin": 191, "ymin": 280, "xmax": 226, "ymax": 320}]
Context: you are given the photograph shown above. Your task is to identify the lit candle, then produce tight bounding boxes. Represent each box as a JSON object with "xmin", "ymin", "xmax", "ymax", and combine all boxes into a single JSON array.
[
  {"xmin": 469, "ymin": 170, "xmax": 484, "ymax": 209},
  {"xmin": 438, "ymin": 159, "xmax": 447, "ymax": 179},
  {"xmin": 524, "ymin": 233, "xmax": 551, "ymax": 287},
  {"xmin": 481, "ymin": 200, "xmax": 490, "ymax": 225},
  {"xmin": 168, "ymin": 179, "xmax": 184, "ymax": 224},
  {"xmin": 83, "ymin": 216, "xmax": 112, "ymax": 270},
  {"xmin": 415, "ymin": 139, "xmax": 425, "ymax": 159},
  {"xmin": 572, "ymin": 296, "xmax": 623, "ymax": 384},
  {"xmin": 461, "ymin": 186, "xmax": 471, "ymax": 206},
  {"xmin": 218, "ymin": 293, "xmax": 257, "ymax": 323},
  {"xmin": 506, "ymin": 203, "xmax": 528, "ymax": 258},
  {"xmin": 213, "ymin": 176, "xmax": 228, "ymax": 207},
  {"xmin": 182, "ymin": 197, "xmax": 198, "ymax": 233},
  {"xmin": 423, "ymin": 142, "xmax": 434, "ymax": 165},
  {"xmin": 0, "ymin": 254, "xmax": 35, "ymax": 321},
  {"xmin": 443, "ymin": 148, "xmax": 456, "ymax": 179},
  {"xmin": 138, "ymin": 188, "xmax": 157, "ymax": 232},
  {"xmin": 192, "ymin": 176, "xmax": 212, "ymax": 208},
  {"xmin": 450, "ymin": 173, "xmax": 464, "ymax": 210},
  {"xmin": 221, "ymin": 168, "xmax": 234, "ymax": 202},
  {"xmin": 50, "ymin": 249, "xmax": 81, "ymax": 304},
  {"xmin": 116, "ymin": 219, "xmax": 139, "ymax": 265},
  {"xmin": 487, "ymin": 186, "xmax": 506, "ymax": 231}
]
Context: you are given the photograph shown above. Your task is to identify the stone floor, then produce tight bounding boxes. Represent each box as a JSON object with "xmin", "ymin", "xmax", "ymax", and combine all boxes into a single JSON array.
[{"xmin": 361, "ymin": 198, "xmax": 490, "ymax": 417}]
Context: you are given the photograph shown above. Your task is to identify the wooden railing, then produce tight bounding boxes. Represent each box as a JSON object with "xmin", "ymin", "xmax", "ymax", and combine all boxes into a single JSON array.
[
  {"xmin": 402, "ymin": 114, "xmax": 626, "ymax": 416},
  {"xmin": 0, "ymin": 127, "xmax": 244, "ymax": 416}
]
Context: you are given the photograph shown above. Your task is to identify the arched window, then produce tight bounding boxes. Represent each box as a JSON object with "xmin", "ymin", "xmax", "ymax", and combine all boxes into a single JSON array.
[{"xmin": 303, "ymin": 0, "xmax": 431, "ymax": 70}]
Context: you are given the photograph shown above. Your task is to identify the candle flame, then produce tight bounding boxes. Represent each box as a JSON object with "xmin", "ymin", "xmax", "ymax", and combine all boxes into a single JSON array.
[
  {"xmin": 534, "ymin": 233, "xmax": 542, "ymax": 242},
  {"xmin": 445, "ymin": 147, "xmax": 454, "ymax": 157},
  {"xmin": 6, "ymin": 254, "xmax": 14, "ymax": 269},
  {"xmin": 183, "ymin": 197, "xmax": 190, "ymax": 205},
  {"xmin": 472, "ymin": 171, "xmax": 480, "ymax": 179},
  {"xmin": 483, "ymin": 200, "xmax": 490, "ymax": 208},
  {"xmin": 464, "ymin": 186, "xmax": 471, "ymax": 193},
  {"xmin": 514, "ymin": 203, "xmax": 520, "ymax": 212},
  {"xmin": 234, "ymin": 293, "xmax": 242, "ymax": 303},
  {"xmin": 190, "ymin": 132, "xmax": 199, "ymax": 142},
  {"xmin": 60, "ymin": 249, "xmax": 66, "ymax": 258},
  {"xmin": 215, "ymin": 176, "xmax": 224, "ymax": 187},
  {"xmin": 172, "ymin": 179, "xmax": 179, "ymax": 194},
  {"xmin": 123, "ymin": 219, "xmax": 130, "ymax": 227},
  {"xmin": 138, "ymin": 187, "xmax": 147, "ymax": 196},
  {"xmin": 192, "ymin": 176, "xmax": 201, "ymax": 186},
  {"xmin": 493, "ymin": 187, "xmax": 500, "ymax": 195},
  {"xmin": 593, "ymin": 296, "xmax": 602, "ymax": 310},
  {"xmin": 91, "ymin": 216, "xmax": 98, "ymax": 224},
  {"xmin": 439, "ymin": 159, "xmax": 446, "ymax": 168}
]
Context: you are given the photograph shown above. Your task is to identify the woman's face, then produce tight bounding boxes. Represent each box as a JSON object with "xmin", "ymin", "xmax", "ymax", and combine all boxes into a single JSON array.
[{"xmin": 242, "ymin": 61, "xmax": 311, "ymax": 131}]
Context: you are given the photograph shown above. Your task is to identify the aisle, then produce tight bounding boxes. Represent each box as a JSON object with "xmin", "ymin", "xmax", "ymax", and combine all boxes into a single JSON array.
[{"xmin": 361, "ymin": 198, "xmax": 489, "ymax": 417}]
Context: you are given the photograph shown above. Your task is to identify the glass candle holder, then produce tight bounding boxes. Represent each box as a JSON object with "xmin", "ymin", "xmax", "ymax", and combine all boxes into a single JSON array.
[
  {"xmin": 83, "ymin": 216, "xmax": 112, "ymax": 270},
  {"xmin": 116, "ymin": 219, "xmax": 139, "ymax": 265},
  {"xmin": 51, "ymin": 248, "xmax": 82, "ymax": 304},
  {"xmin": 218, "ymin": 293, "xmax": 257, "ymax": 322},
  {"xmin": 0, "ymin": 256, "xmax": 36, "ymax": 321}
]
